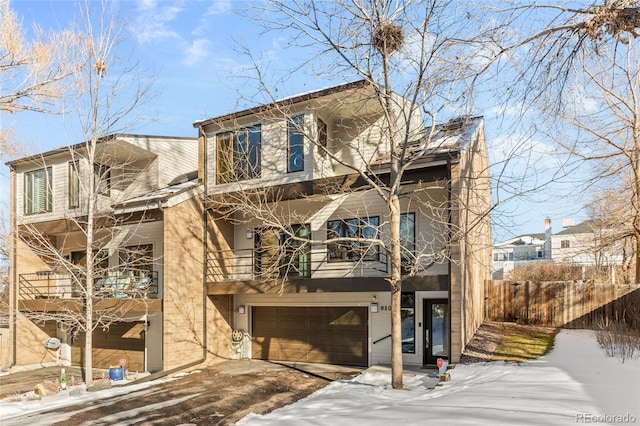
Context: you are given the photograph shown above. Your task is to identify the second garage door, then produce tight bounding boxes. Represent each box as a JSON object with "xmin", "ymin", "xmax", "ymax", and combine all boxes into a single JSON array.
[{"xmin": 251, "ymin": 306, "xmax": 368, "ymax": 366}]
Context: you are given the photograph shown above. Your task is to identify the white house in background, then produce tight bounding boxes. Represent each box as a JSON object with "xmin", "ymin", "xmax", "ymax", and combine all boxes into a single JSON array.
[
  {"xmin": 493, "ymin": 218, "xmax": 626, "ymax": 279},
  {"xmin": 492, "ymin": 233, "xmax": 546, "ymax": 279},
  {"xmin": 551, "ymin": 219, "xmax": 624, "ymax": 266}
]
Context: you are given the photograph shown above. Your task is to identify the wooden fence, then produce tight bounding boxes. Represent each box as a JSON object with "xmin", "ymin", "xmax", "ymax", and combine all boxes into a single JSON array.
[{"xmin": 485, "ymin": 280, "xmax": 640, "ymax": 329}]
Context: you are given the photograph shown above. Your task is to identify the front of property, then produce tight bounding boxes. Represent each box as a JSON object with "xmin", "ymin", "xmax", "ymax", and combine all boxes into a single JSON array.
[
  {"xmin": 6, "ymin": 81, "xmax": 491, "ymax": 373},
  {"xmin": 197, "ymin": 81, "xmax": 491, "ymax": 367}
]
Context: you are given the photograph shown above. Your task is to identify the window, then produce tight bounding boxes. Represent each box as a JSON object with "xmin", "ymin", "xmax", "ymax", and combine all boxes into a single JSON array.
[
  {"xmin": 24, "ymin": 167, "xmax": 52, "ymax": 215},
  {"xmin": 94, "ymin": 163, "xmax": 111, "ymax": 196},
  {"xmin": 69, "ymin": 161, "xmax": 80, "ymax": 209},
  {"xmin": 561, "ymin": 240, "xmax": 570, "ymax": 248},
  {"xmin": 493, "ymin": 252, "xmax": 513, "ymax": 262},
  {"xmin": 317, "ymin": 117, "xmax": 327, "ymax": 156},
  {"xmin": 402, "ymin": 292, "xmax": 415, "ymax": 353},
  {"xmin": 216, "ymin": 125, "xmax": 261, "ymax": 183},
  {"xmin": 119, "ymin": 244, "xmax": 153, "ymax": 275},
  {"xmin": 254, "ymin": 224, "xmax": 311, "ymax": 279},
  {"xmin": 400, "ymin": 213, "xmax": 416, "ymax": 273},
  {"xmin": 327, "ymin": 216, "xmax": 380, "ymax": 261},
  {"xmin": 288, "ymin": 115, "xmax": 304, "ymax": 172}
]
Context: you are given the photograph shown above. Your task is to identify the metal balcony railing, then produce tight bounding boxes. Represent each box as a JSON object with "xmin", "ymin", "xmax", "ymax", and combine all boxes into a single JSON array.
[
  {"xmin": 207, "ymin": 247, "xmax": 389, "ymax": 282},
  {"xmin": 19, "ymin": 270, "xmax": 159, "ymax": 300}
]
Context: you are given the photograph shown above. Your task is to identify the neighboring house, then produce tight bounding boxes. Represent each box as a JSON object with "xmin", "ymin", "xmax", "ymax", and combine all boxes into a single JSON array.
[
  {"xmin": 493, "ymin": 218, "xmax": 626, "ymax": 279},
  {"xmin": 194, "ymin": 80, "xmax": 492, "ymax": 367},
  {"xmin": 551, "ymin": 219, "xmax": 624, "ymax": 267},
  {"xmin": 6, "ymin": 134, "xmax": 213, "ymax": 373},
  {"xmin": 492, "ymin": 234, "xmax": 546, "ymax": 279}
]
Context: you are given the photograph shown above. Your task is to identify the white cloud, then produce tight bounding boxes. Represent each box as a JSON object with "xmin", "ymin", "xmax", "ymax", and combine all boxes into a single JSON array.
[
  {"xmin": 183, "ymin": 39, "xmax": 212, "ymax": 66},
  {"xmin": 132, "ymin": 2, "xmax": 183, "ymax": 44},
  {"xmin": 205, "ymin": 0, "xmax": 233, "ymax": 16}
]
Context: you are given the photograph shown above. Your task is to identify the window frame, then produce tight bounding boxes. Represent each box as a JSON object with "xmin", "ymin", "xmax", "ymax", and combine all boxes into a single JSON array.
[
  {"xmin": 216, "ymin": 125, "xmax": 262, "ymax": 184},
  {"xmin": 288, "ymin": 115, "xmax": 304, "ymax": 173},
  {"xmin": 400, "ymin": 212, "xmax": 416, "ymax": 273},
  {"xmin": 68, "ymin": 161, "xmax": 80, "ymax": 209},
  {"xmin": 401, "ymin": 292, "xmax": 415, "ymax": 354},
  {"xmin": 561, "ymin": 240, "xmax": 570, "ymax": 249},
  {"xmin": 23, "ymin": 167, "xmax": 53, "ymax": 215},
  {"xmin": 94, "ymin": 163, "xmax": 111, "ymax": 196},
  {"xmin": 316, "ymin": 117, "xmax": 327, "ymax": 157},
  {"xmin": 326, "ymin": 216, "xmax": 380, "ymax": 262}
]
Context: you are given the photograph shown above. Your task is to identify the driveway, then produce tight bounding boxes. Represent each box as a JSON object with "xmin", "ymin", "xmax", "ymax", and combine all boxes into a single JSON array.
[{"xmin": 0, "ymin": 361, "xmax": 362, "ymax": 425}]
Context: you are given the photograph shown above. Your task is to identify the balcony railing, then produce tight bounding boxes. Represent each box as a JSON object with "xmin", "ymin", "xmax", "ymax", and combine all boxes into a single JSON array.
[
  {"xmin": 207, "ymin": 247, "xmax": 389, "ymax": 282},
  {"xmin": 19, "ymin": 270, "xmax": 159, "ymax": 300}
]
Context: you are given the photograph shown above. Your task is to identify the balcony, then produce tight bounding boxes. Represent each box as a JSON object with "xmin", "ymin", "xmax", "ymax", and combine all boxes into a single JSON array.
[
  {"xmin": 19, "ymin": 270, "xmax": 159, "ymax": 300},
  {"xmin": 207, "ymin": 247, "xmax": 389, "ymax": 283}
]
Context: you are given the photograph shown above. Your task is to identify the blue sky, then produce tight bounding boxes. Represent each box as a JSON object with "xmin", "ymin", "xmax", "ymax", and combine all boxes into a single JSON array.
[{"xmin": 2, "ymin": 0, "xmax": 589, "ymax": 241}]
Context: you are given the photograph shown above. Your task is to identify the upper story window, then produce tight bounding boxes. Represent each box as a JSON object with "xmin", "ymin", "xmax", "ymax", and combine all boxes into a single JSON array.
[
  {"xmin": 317, "ymin": 117, "xmax": 327, "ymax": 157},
  {"xmin": 94, "ymin": 163, "xmax": 111, "ymax": 196},
  {"xmin": 69, "ymin": 161, "xmax": 80, "ymax": 209},
  {"xmin": 288, "ymin": 116, "xmax": 304, "ymax": 173},
  {"xmin": 24, "ymin": 167, "xmax": 52, "ymax": 215},
  {"xmin": 327, "ymin": 216, "xmax": 380, "ymax": 262},
  {"xmin": 217, "ymin": 125, "xmax": 261, "ymax": 184},
  {"xmin": 561, "ymin": 240, "xmax": 570, "ymax": 248}
]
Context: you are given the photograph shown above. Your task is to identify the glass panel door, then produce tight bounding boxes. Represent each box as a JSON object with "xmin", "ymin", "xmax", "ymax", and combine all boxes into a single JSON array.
[{"xmin": 423, "ymin": 299, "xmax": 449, "ymax": 365}]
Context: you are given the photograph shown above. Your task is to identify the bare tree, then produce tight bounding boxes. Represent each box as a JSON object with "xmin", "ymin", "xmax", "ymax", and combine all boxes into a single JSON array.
[
  {"xmin": 0, "ymin": 0, "xmax": 78, "ymax": 158},
  {"xmin": 492, "ymin": 2, "xmax": 640, "ymax": 282},
  {"xmin": 13, "ymin": 1, "xmax": 155, "ymax": 383},
  {"xmin": 206, "ymin": 0, "xmax": 494, "ymax": 389}
]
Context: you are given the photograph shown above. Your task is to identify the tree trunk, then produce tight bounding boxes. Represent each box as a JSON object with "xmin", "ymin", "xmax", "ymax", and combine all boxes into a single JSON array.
[{"xmin": 390, "ymin": 194, "xmax": 403, "ymax": 389}]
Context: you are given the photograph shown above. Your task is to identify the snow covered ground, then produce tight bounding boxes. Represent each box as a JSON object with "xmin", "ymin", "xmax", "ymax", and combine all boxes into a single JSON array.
[
  {"xmin": 238, "ymin": 330, "xmax": 640, "ymax": 425},
  {"xmin": 0, "ymin": 330, "xmax": 637, "ymax": 425}
]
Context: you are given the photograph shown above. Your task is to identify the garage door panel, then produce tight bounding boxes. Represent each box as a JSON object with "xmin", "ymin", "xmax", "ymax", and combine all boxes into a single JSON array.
[{"xmin": 252, "ymin": 306, "xmax": 368, "ymax": 366}]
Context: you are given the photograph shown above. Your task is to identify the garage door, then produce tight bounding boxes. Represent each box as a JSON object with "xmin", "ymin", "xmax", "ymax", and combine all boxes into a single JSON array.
[
  {"xmin": 71, "ymin": 322, "xmax": 145, "ymax": 371},
  {"xmin": 251, "ymin": 306, "xmax": 368, "ymax": 366}
]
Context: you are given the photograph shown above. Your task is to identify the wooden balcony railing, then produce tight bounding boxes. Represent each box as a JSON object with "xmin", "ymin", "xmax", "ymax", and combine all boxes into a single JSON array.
[{"xmin": 19, "ymin": 270, "xmax": 159, "ymax": 300}]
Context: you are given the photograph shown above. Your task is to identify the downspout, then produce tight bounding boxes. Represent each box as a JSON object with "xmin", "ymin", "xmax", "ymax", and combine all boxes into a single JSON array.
[
  {"xmin": 9, "ymin": 165, "xmax": 17, "ymax": 370},
  {"xmin": 446, "ymin": 158, "xmax": 453, "ymax": 363},
  {"xmin": 128, "ymin": 127, "xmax": 209, "ymax": 385}
]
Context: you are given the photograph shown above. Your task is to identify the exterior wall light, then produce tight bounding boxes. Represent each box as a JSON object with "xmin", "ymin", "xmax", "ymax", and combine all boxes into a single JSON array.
[
  {"xmin": 246, "ymin": 229, "xmax": 253, "ymax": 239},
  {"xmin": 237, "ymin": 305, "xmax": 246, "ymax": 314},
  {"xmin": 370, "ymin": 303, "xmax": 378, "ymax": 313}
]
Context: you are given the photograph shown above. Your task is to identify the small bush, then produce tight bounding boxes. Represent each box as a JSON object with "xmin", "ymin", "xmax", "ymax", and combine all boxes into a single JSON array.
[{"xmin": 594, "ymin": 320, "xmax": 640, "ymax": 363}]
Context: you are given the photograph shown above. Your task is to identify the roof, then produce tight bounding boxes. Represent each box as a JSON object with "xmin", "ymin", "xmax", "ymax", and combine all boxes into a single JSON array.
[
  {"xmin": 6, "ymin": 134, "xmax": 196, "ymax": 167},
  {"xmin": 113, "ymin": 171, "xmax": 202, "ymax": 211},
  {"xmin": 370, "ymin": 116, "xmax": 484, "ymax": 167},
  {"xmin": 554, "ymin": 219, "xmax": 601, "ymax": 236},
  {"xmin": 193, "ymin": 80, "xmax": 371, "ymax": 128},
  {"xmin": 495, "ymin": 233, "xmax": 546, "ymax": 247}
]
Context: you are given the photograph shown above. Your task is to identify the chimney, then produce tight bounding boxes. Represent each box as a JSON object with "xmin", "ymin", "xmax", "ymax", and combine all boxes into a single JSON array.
[{"xmin": 544, "ymin": 217, "xmax": 552, "ymax": 260}]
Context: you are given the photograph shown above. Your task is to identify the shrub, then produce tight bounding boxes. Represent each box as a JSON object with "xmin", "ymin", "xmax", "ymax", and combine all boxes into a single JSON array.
[{"xmin": 594, "ymin": 319, "xmax": 640, "ymax": 363}]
